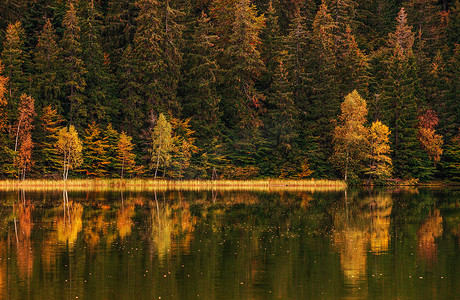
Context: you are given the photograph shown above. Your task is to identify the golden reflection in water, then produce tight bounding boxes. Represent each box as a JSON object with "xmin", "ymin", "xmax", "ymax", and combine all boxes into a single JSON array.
[
  {"xmin": 369, "ymin": 195, "xmax": 392, "ymax": 253},
  {"xmin": 333, "ymin": 193, "xmax": 393, "ymax": 285},
  {"xmin": 117, "ymin": 204, "xmax": 135, "ymax": 239},
  {"xmin": 150, "ymin": 196, "xmax": 197, "ymax": 260},
  {"xmin": 417, "ymin": 209, "xmax": 443, "ymax": 264},
  {"xmin": 57, "ymin": 201, "xmax": 83, "ymax": 245},
  {"xmin": 15, "ymin": 200, "xmax": 35, "ymax": 280}
]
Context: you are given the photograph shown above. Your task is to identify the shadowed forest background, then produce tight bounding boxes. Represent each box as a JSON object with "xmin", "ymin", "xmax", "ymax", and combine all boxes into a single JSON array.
[{"xmin": 0, "ymin": 0, "xmax": 458, "ymax": 182}]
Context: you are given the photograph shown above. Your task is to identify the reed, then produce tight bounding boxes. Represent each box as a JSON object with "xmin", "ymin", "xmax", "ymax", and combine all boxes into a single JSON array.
[{"xmin": 0, "ymin": 179, "xmax": 346, "ymax": 192}]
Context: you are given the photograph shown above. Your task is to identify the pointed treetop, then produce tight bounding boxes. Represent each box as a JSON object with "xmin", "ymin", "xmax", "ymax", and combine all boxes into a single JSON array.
[{"xmin": 389, "ymin": 7, "xmax": 415, "ymax": 57}]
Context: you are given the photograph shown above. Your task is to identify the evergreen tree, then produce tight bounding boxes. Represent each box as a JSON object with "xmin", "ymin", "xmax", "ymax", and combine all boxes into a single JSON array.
[
  {"xmin": 133, "ymin": 0, "xmax": 164, "ymax": 118},
  {"xmin": 1, "ymin": 21, "xmax": 25, "ymax": 115},
  {"xmin": 379, "ymin": 8, "xmax": 433, "ymax": 179},
  {"xmin": 181, "ymin": 12, "xmax": 221, "ymax": 144},
  {"xmin": 61, "ymin": 1, "xmax": 87, "ymax": 125},
  {"xmin": 81, "ymin": 122, "xmax": 110, "ymax": 177},
  {"xmin": 118, "ymin": 44, "xmax": 143, "ymax": 134},
  {"xmin": 440, "ymin": 129, "xmax": 460, "ymax": 181},
  {"xmin": 260, "ymin": 1, "xmax": 282, "ymax": 90},
  {"xmin": 34, "ymin": 105, "xmax": 63, "ymax": 177},
  {"xmin": 104, "ymin": 0, "xmax": 138, "ymax": 72},
  {"xmin": 221, "ymin": 0, "xmax": 265, "ymax": 136},
  {"xmin": 81, "ymin": 0, "xmax": 115, "ymax": 124},
  {"xmin": 265, "ymin": 58, "xmax": 300, "ymax": 177},
  {"xmin": 284, "ymin": 7, "xmax": 309, "ymax": 106},
  {"xmin": 161, "ymin": 0, "xmax": 184, "ymax": 115},
  {"xmin": 169, "ymin": 118, "xmax": 198, "ymax": 179},
  {"xmin": 104, "ymin": 123, "xmax": 120, "ymax": 176},
  {"xmin": 34, "ymin": 19, "xmax": 62, "ymax": 110}
]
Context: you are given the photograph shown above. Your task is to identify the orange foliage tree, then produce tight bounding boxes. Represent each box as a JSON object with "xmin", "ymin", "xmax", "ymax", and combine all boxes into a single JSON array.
[
  {"xmin": 15, "ymin": 94, "xmax": 36, "ymax": 180},
  {"xmin": 116, "ymin": 131, "xmax": 136, "ymax": 179},
  {"xmin": 418, "ymin": 109, "xmax": 443, "ymax": 163}
]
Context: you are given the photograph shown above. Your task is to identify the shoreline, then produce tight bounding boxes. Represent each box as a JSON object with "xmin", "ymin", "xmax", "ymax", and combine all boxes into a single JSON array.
[{"xmin": 0, "ymin": 179, "xmax": 347, "ymax": 192}]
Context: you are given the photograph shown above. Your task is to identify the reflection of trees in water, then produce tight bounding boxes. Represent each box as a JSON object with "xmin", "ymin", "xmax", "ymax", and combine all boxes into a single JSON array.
[
  {"xmin": 417, "ymin": 209, "xmax": 443, "ymax": 263},
  {"xmin": 117, "ymin": 204, "xmax": 135, "ymax": 239},
  {"xmin": 148, "ymin": 192, "xmax": 197, "ymax": 259},
  {"xmin": 57, "ymin": 200, "xmax": 83, "ymax": 245},
  {"xmin": 333, "ymin": 192, "xmax": 393, "ymax": 284},
  {"xmin": 14, "ymin": 191, "xmax": 35, "ymax": 280}
]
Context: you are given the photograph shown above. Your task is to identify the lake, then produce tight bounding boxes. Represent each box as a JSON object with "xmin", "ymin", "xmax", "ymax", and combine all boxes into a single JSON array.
[{"xmin": 0, "ymin": 187, "xmax": 459, "ymax": 299}]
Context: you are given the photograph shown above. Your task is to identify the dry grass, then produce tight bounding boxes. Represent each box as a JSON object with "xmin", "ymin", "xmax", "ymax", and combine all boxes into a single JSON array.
[{"xmin": 0, "ymin": 179, "xmax": 346, "ymax": 192}]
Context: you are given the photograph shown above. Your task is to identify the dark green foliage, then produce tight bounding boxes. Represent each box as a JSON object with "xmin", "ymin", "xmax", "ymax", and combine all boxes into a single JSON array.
[
  {"xmin": 440, "ymin": 132, "xmax": 460, "ymax": 181},
  {"xmin": 181, "ymin": 12, "xmax": 222, "ymax": 144},
  {"xmin": 80, "ymin": 1, "xmax": 115, "ymax": 124},
  {"xmin": 0, "ymin": 0, "xmax": 456, "ymax": 181},
  {"xmin": 33, "ymin": 19, "xmax": 62, "ymax": 110},
  {"xmin": 61, "ymin": 1, "xmax": 86, "ymax": 125}
]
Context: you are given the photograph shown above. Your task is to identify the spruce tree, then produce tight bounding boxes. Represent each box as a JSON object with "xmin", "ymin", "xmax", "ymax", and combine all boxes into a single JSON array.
[
  {"xmin": 34, "ymin": 19, "xmax": 62, "ymax": 110},
  {"xmin": 81, "ymin": 122, "xmax": 110, "ymax": 177},
  {"xmin": 61, "ymin": 1, "xmax": 87, "ymax": 125},
  {"xmin": 181, "ymin": 12, "xmax": 221, "ymax": 144},
  {"xmin": 1, "ymin": 21, "xmax": 25, "ymax": 114},
  {"xmin": 81, "ymin": 0, "xmax": 115, "ymax": 124},
  {"xmin": 33, "ymin": 105, "xmax": 63, "ymax": 177},
  {"xmin": 133, "ymin": 0, "xmax": 164, "ymax": 117},
  {"xmin": 379, "ymin": 8, "xmax": 433, "ymax": 179}
]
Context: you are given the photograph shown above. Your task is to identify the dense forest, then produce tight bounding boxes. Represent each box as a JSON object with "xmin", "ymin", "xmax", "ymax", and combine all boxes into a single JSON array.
[{"xmin": 0, "ymin": 0, "xmax": 458, "ymax": 182}]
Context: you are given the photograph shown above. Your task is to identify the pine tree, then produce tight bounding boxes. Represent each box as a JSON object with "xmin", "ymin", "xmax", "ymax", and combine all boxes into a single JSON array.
[
  {"xmin": 327, "ymin": 0, "xmax": 358, "ymax": 32},
  {"xmin": 222, "ymin": 0, "xmax": 265, "ymax": 136},
  {"xmin": 169, "ymin": 118, "xmax": 198, "ymax": 179},
  {"xmin": 161, "ymin": 0, "xmax": 184, "ymax": 115},
  {"xmin": 302, "ymin": 1, "xmax": 339, "ymax": 177},
  {"xmin": 34, "ymin": 105, "xmax": 64, "ymax": 177},
  {"xmin": 260, "ymin": 1, "xmax": 282, "ymax": 90},
  {"xmin": 104, "ymin": 123, "xmax": 120, "ymax": 176},
  {"xmin": 379, "ymin": 8, "xmax": 433, "ymax": 179},
  {"xmin": 440, "ymin": 129, "xmax": 460, "ymax": 181},
  {"xmin": 133, "ymin": 0, "xmax": 164, "ymax": 117},
  {"xmin": 104, "ymin": 0, "xmax": 138, "ymax": 72},
  {"xmin": 81, "ymin": 122, "xmax": 110, "ymax": 177},
  {"xmin": 284, "ymin": 7, "xmax": 309, "ymax": 106},
  {"xmin": 34, "ymin": 19, "xmax": 62, "ymax": 110},
  {"xmin": 181, "ymin": 12, "xmax": 221, "ymax": 144},
  {"xmin": 81, "ymin": 0, "xmax": 115, "ymax": 124},
  {"xmin": 1, "ymin": 21, "xmax": 25, "ymax": 115},
  {"xmin": 61, "ymin": 1, "xmax": 87, "ymax": 125},
  {"xmin": 116, "ymin": 44, "xmax": 143, "ymax": 134}
]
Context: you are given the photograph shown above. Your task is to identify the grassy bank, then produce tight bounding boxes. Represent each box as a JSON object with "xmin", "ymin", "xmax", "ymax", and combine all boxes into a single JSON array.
[{"xmin": 0, "ymin": 179, "xmax": 347, "ymax": 192}]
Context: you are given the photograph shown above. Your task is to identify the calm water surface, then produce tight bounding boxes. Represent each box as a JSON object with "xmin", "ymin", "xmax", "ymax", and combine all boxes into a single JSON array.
[{"xmin": 0, "ymin": 188, "xmax": 459, "ymax": 299}]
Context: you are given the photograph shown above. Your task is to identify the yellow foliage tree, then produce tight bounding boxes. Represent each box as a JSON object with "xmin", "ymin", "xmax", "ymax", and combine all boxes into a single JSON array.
[
  {"xmin": 366, "ymin": 121, "xmax": 392, "ymax": 181},
  {"xmin": 116, "ymin": 131, "xmax": 136, "ymax": 179},
  {"xmin": 56, "ymin": 125, "xmax": 83, "ymax": 180},
  {"xmin": 332, "ymin": 90, "xmax": 368, "ymax": 181}
]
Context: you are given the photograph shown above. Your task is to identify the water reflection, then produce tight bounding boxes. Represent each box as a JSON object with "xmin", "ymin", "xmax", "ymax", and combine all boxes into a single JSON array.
[{"xmin": 0, "ymin": 188, "xmax": 457, "ymax": 299}]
